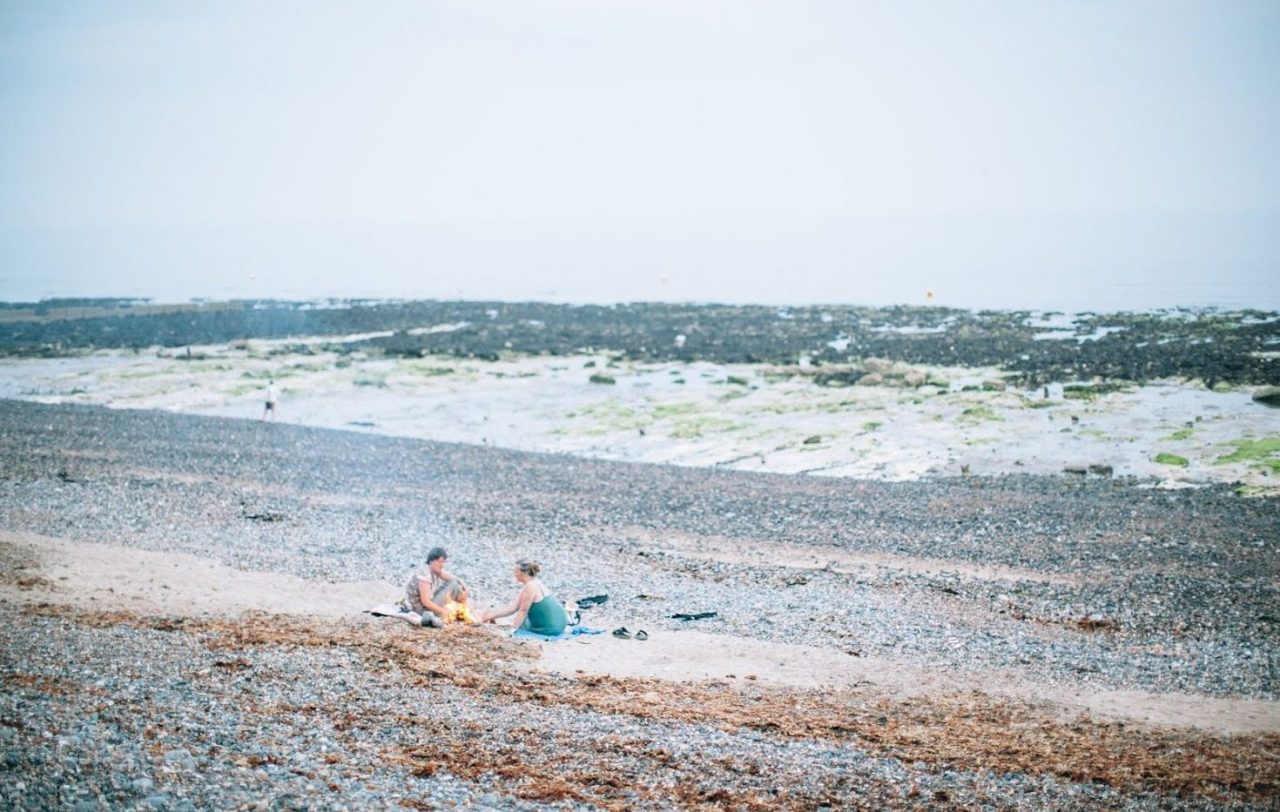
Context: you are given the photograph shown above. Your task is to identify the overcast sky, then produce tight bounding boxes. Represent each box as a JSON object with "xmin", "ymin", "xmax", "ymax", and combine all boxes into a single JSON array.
[{"xmin": 1, "ymin": 1, "xmax": 1277, "ymax": 309}]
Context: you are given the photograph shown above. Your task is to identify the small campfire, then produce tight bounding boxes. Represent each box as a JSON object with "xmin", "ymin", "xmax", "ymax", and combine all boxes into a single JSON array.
[{"xmin": 442, "ymin": 600, "xmax": 477, "ymax": 624}]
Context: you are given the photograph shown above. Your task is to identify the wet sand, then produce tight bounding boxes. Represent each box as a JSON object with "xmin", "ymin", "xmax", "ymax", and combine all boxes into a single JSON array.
[{"xmin": 3, "ymin": 339, "xmax": 1277, "ymax": 493}]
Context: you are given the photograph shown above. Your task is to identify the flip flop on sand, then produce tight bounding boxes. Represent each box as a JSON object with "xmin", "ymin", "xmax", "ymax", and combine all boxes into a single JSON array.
[
  {"xmin": 612, "ymin": 627, "xmax": 631, "ymax": 639},
  {"xmin": 635, "ymin": 630, "xmax": 648, "ymax": 640},
  {"xmin": 576, "ymin": 594, "xmax": 609, "ymax": 609}
]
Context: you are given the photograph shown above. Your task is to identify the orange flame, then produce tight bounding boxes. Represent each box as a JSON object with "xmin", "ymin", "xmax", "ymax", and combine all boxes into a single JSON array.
[{"xmin": 442, "ymin": 600, "xmax": 476, "ymax": 624}]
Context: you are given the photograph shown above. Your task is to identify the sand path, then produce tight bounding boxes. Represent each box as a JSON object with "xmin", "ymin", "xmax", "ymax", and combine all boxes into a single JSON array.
[{"xmin": 2, "ymin": 530, "xmax": 1274, "ymax": 736}]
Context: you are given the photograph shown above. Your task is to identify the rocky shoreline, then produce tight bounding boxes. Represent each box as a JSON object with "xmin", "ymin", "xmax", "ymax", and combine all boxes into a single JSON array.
[
  {"xmin": 2, "ymin": 298, "xmax": 1277, "ymax": 386},
  {"xmin": 1, "ymin": 400, "xmax": 1277, "ymax": 809}
]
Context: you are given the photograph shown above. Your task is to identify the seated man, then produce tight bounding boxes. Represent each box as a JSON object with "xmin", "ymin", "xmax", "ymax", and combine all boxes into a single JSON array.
[{"xmin": 404, "ymin": 546, "xmax": 467, "ymax": 627}]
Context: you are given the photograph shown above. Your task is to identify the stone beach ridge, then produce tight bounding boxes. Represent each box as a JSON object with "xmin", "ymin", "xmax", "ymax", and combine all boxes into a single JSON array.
[{"xmin": 1, "ymin": 399, "xmax": 1277, "ymax": 809}]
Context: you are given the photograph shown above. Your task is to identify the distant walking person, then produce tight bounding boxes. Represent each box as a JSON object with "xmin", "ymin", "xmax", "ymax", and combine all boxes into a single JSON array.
[{"xmin": 261, "ymin": 380, "xmax": 278, "ymax": 421}]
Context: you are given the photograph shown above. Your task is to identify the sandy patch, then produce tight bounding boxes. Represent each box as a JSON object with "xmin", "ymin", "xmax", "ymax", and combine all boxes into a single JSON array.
[
  {"xmin": 0, "ymin": 531, "xmax": 394, "ymax": 619},
  {"xmin": 3, "ymin": 530, "xmax": 1271, "ymax": 735},
  {"xmin": 535, "ymin": 627, "xmax": 935, "ymax": 692},
  {"xmin": 534, "ymin": 628, "xmax": 1280, "ymax": 736}
]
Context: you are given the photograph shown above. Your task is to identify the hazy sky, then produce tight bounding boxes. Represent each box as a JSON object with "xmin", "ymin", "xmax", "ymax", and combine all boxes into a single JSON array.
[{"xmin": 2, "ymin": 1, "xmax": 1278, "ymax": 309}]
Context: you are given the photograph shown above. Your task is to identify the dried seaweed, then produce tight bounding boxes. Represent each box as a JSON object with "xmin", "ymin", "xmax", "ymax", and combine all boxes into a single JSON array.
[{"xmin": 24, "ymin": 604, "xmax": 1280, "ymax": 806}]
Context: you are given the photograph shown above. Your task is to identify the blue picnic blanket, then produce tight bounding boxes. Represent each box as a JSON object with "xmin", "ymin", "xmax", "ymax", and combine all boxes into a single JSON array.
[{"xmin": 511, "ymin": 625, "xmax": 604, "ymax": 642}]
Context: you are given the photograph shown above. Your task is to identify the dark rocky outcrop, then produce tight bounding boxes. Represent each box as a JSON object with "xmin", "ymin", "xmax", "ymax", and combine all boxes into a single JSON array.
[{"xmin": 1, "ymin": 298, "xmax": 1276, "ymax": 386}]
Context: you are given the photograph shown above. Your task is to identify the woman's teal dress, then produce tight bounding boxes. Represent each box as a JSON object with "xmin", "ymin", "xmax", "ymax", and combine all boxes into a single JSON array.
[{"xmin": 521, "ymin": 594, "xmax": 568, "ymax": 635}]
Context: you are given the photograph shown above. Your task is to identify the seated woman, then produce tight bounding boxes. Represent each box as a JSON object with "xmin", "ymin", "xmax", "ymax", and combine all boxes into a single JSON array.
[
  {"xmin": 404, "ymin": 546, "xmax": 467, "ymax": 627},
  {"xmin": 478, "ymin": 558, "xmax": 568, "ymax": 636}
]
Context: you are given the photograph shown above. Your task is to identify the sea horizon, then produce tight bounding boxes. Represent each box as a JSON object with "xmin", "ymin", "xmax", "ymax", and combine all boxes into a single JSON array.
[{"xmin": 3, "ymin": 289, "xmax": 1278, "ymax": 316}]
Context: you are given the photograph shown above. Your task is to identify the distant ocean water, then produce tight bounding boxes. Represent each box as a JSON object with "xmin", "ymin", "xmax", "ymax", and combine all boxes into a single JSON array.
[
  {"xmin": 2, "ymin": 215, "xmax": 1277, "ymax": 312},
  {"xmin": 4, "ymin": 270, "xmax": 1275, "ymax": 314}
]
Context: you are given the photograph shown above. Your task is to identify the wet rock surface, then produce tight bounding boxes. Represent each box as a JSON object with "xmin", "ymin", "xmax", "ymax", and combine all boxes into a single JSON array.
[
  {"xmin": 1, "ymin": 399, "xmax": 1277, "ymax": 809},
  {"xmin": 2, "ymin": 298, "xmax": 1277, "ymax": 386}
]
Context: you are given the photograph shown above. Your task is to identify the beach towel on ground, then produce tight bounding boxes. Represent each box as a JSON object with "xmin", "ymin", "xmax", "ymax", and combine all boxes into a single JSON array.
[
  {"xmin": 511, "ymin": 625, "xmax": 604, "ymax": 642},
  {"xmin": 368, "ymin": 604, "xmax": 426, "ymax": 626}
]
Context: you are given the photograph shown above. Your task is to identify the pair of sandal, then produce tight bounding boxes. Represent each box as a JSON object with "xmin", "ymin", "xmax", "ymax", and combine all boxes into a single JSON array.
[{"xmin": 612, "ymin": 627, "xmax": 647, "ymax": 640}]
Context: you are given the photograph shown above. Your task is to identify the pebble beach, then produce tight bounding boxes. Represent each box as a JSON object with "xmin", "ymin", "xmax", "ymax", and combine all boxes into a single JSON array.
[
  {"xmin": 1, "ymin": 398, "xmax": 1278, "ymax": 810},
  {"xmin": 1, "ymin": 300, "xmax": 1278, "ymax": 809}
]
